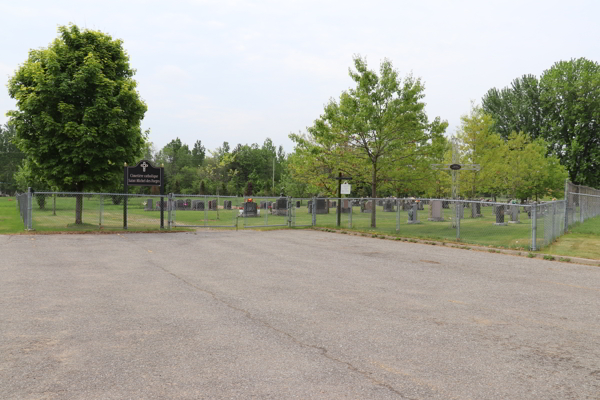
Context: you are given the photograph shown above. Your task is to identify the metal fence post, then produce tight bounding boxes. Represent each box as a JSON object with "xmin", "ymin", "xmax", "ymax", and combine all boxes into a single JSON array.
[
  {"xmin": 551, "ymin": 202, "xmax": 556, "ymax": 243},
  {"xmin": 564, "ymin": 179, "xmax": 569, "ymax": 234},
  {"xmin": 312, "ymin": 196, "xmax": 316, "ymax": 226},
  {"xmin": 287, "ymin": 197, "xmax": 292, "ymax": 227},
  {"xmin": 27, "ymin": 187, "xmax": 33, "ymax": 230},
  {"xmin": 348, "ymin": 199, "xmax": 353, "ymax": 229},
  {"xmin": 456, "ymin": 201, "xmax": 461, "ymax": 241},
  {"xmin": 99, "ymin": 194, "xmax": 103, "ymax": 226},
  {"xmin": 167, "ymin": 193, "xmax": 173, "ymax": 229},
  {"xmin": 265, "ymin": 198, "xmax": 269, "ymax": 226},
  {"xmin": 580, "ymin": 191, "xmax": 584, "ymax": 223},
  {"xmin": 396, "ymin": 199, "xmax": 400, "ymax": 232},
  {"xmin": 531, "ymin": 202, "xmax": 537, "ymax": 251},
  {"xmin": 204, "ymin": 195, "xmax": 208, "ymax": 227}
]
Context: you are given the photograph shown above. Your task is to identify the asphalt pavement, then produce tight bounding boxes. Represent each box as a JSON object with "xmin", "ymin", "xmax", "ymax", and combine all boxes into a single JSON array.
[{"xmin": 1, "ymin": 230, "xmax": 599, "ymax": 399}]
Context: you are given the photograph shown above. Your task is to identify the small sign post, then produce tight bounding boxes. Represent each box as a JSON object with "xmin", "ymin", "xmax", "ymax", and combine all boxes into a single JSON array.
[
  {"xmin": 335, "ymin": 173, "xmax": 352, "ymax": 227},
  {"xmin": 124, "ymin": 160, "xmax": 165, "ymax": 229}
]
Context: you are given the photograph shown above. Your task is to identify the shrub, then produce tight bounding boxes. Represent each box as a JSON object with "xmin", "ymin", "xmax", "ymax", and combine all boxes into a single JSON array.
[{"xmin": 36, "ymin": 195, "xmax": 46, "ymax": 210}]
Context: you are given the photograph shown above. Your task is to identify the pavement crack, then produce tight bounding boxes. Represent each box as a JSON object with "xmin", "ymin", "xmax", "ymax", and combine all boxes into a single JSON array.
[{"xmin": 153, "ymin": 263, "xmax": 411, "ymax": 399}]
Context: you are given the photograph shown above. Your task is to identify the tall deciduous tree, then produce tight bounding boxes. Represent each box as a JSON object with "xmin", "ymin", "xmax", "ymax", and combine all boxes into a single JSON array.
[
  {"xmin": 7, "ymin": 25, "xmax": 147, "ymax": 223},
  {"xmin": 482, "ymin": 58, "xmax": 600, "ymax": 187},
  {"xmin": 0, "ymin": 123, "xmax": 25, "ymax": 194},
  {"xmin": 456, "ymin": 106, "xmax": 506, "ymax": 199},
  {"xmin": 482, "ymin": 74, "xmax": 541, "ymax": 140},
  {"xmin": 540, "ymin": 58, "xmax": 600, "ymax": 187},
  {"xmin": 191, "ymin": 140, "xmax": 206, "ymax": 167},
  {"xmin": 291, "ymin": 56, "xmax": 447, "ymax": 227}
]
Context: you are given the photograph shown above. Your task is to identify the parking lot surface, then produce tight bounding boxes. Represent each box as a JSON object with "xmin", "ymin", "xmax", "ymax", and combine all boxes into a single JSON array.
[{"xmin": 1, "ymin": 230, "xmax": 599, "ymax": 399}]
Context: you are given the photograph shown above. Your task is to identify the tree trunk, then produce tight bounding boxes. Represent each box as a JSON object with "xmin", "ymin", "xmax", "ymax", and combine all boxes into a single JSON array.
[
  {"xmin": 75, "ymin": 183, "xmax": 83, "ymax": 225},
  {"xmin": 371, "ymin": 165, "xmax": 377, "ymax": 228}
]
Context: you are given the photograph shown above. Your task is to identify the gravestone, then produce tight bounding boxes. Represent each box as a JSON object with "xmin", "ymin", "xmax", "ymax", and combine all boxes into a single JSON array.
[
  {"xmin": 361, "ymin": 200, "xmax": 373, "ymax": 213},
  {"xmin": 442, "ymin": 200, "xmax": 450, "ymax": 209},
  {"xmin": 383, "ymin": 200, "xmax": 395, "ymax": 212},
  {"xmin": 316, "ymin": 198, "xmax": 329, "ymax": 214},
  {"xmin": 330, "ymin": 201, "xmax": 336, "ymax": 208},
  {"xmin": 494, "ymin": 205, "xmax": 507, "ymax": 225},
  {"xmin": 417, "ymin": 201, "xmax": 424, "ymax": 211},
  {"xmin": 296, "ymin": 201, "xmax": 301, "ymax": 208},
  {"xmin": 260, "ymin": 201, "xmax": 267, "ymax": 210},
  {"xmin": 471, "ymin": 202, "xmax": 482, "ymax": 218},
  {"xmin": 243, "ymin": 201, "xmax": 258, "ymax": 217},
  {"xmin": 272, "ymin": 197, "xmax": 288, "ymax": 216},
  {"xmin": 407, "ymin": 203, "xmax": 421, "ymax": 224},
  {"xmin": 224, "ymin": 200, "xmax": 232, "ymax": 210},
  {"xmin": 185, "ymin": 199, "xmax": 192, "ymax": 209},
  {"xmin": 307, "ymin": 200, "xmax": 312, "ymax": 213},
  {"xmin": 402, "ymin": 200, "xmax": 412, "ymax": 211},
  {"xmin": 509, "ymin": 205, "xmax": 520, "ymax": 224},
  {"xmin": 341, "ymin": 199, "xmax": 352, "ymax": 213},
  {"xmin": 176, "ymin": 199, "xmax": 185, "ymax": 210},
  {"xmin": 196, "ymin": 200, "xmax": 205, "ymax": 211},
  {"xmin": 144, "ymin": 199, "xmax": 153, "ymax": 211},
  {"xmin": 377, "ymin": 200, "xmax": 384, "ymax": 207},
  {"xmin": 428, "ymin": 200, "xmax": 444, "ymax": 221}
]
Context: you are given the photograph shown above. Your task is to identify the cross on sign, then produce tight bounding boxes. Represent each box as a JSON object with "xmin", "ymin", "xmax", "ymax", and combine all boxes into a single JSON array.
[{"xmin": 140, "ymin": 162, "xmax": 149, "ymax": 172}]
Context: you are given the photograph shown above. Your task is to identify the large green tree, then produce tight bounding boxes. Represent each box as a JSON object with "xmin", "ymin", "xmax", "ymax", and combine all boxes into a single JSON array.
[
  {"xmin": 540, "ymin": 58, "xmax": 600, "ymax": 187},
  {"xmin": 0, "ymin": 123, "xmax": 25, "ymax": 194},
  {"xmin": 482, "ymin": 74, "xmax": 541, "ymax": 140},
  {"xmin": 7, "ymin": 25, "xmax": 147, "ymax": 223},
  {"xmin": 456, "ymin": 107, "xmax": 567, "ymax": 201},
  {"xmin": 291, "ymin": 56, "xmax": 447, "ymax": 227},
  {"xmin": 482, "ymin": 58, "xmax": 600, "ymax": 187},
  {"xmin": 455, "ymin": 106, "xmax": 506, "ymax": 199}
]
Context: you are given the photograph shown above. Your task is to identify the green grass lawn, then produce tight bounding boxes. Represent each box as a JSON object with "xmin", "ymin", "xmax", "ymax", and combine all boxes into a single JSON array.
[
  {"xmin": 0, "ymin": 197, "xmax": 26, "ymax": 233},
  {"xmin": 3, "ymin": 195, "xmax": 600, "ymax": 260},
  {"xmin": 540, "ymin": 215, "xmax": 600, "ymax": 260},
  {"xmin": 291, "ymin": 204, "xmax": 533, "ymax": 250},
  {"xmin": 2, "ymin": 195, "xmax": 183, "ymax": 233}
]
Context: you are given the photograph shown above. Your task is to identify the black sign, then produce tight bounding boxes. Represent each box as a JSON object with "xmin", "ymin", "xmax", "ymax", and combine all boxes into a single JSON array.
[
  {"xmin": 127, "ymin": 160, "xmax": 163, "ymax": 186},
  {"xmin": 449, "ymin": 164, "xmax": 462, "ymax": 170}
]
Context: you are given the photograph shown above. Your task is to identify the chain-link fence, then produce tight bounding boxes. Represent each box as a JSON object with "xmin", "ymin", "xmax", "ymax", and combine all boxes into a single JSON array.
[
  {"xmin": 238, "ymin": 196, "xmax": 293, "ymax": 228},
  {"xmin": 290, "ymin": 197, "xmax": 536, "ymax": 250},
  {"xmin": 15, "ymin": 184, "xmax": 600, "ymax": 251},
  {"xmin": 170, "ymin": 194, "xmax": 240, "ymax": 228},
  {"xmin": 534, "ymin": 200, "xmax": 566, "ymax": 249},
  {"xmin": 566, "ymin": 181, "xmax": 600, "ymax": 229},
  {"xmin": 29, "ymin": 191, "xmax": 168, "ymax": 231},
  {"xmin": 15, "ymin": 191, "xmax": 31, "ymax": 230}
]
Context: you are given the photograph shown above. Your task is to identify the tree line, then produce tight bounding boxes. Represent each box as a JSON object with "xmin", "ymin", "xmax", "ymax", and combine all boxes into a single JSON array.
[{"xmin": 2, "ymin": 25, "xmax": 597, "ymax": 228}]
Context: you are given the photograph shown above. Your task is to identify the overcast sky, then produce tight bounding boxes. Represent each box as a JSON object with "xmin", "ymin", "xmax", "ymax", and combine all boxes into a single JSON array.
[{"xmin": 1, "ymin": 0, "xmax": 598, "ymax": 156}]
